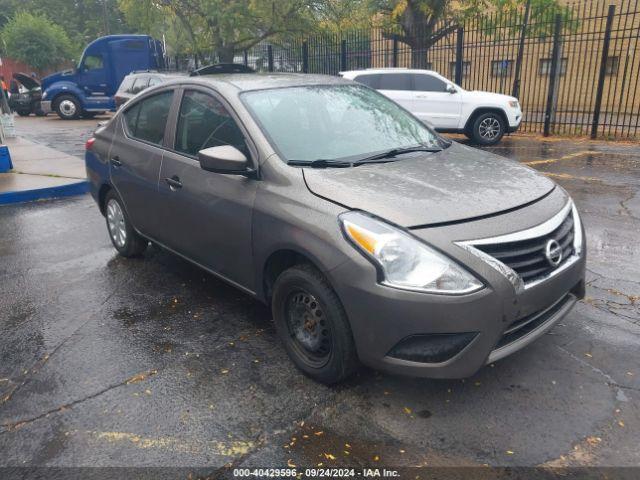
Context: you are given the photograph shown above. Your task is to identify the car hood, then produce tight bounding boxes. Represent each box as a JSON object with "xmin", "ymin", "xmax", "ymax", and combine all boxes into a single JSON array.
[
  {"xmin": 302, "ymin": 142, "xmax": 555, "ymax": 227},
  {"xmin": 13, "ymin": 72, "xmax": 40, "ymax": 90}
]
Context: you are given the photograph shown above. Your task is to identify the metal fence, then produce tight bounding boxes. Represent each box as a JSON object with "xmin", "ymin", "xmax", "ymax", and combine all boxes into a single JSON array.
[{"xmin": 235, "ymin": 0, "xmax": 640, "ymax": 139}]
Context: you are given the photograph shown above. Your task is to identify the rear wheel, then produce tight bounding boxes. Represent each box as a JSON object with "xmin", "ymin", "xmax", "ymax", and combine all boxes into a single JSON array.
[
  {"xmin": 104, "ymin": 190, "xmax": 148, "ymax": 258},
  {"xmin": 471, "ymin": 112, "xmax": 505, "ymax": 145},
  {"xmin": 54, "ymin": 94, "xmax": 81, "ymax": 120},
  {"xmin": 272, "ymin": 264, "xmax": 359, "ymax": 384}
]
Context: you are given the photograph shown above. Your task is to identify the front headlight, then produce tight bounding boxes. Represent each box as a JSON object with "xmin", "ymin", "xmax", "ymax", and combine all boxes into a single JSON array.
[
  {"xmin": 571, "ymin": 202, "xmax": 583, "ymax": 256},
  {"xmin": 340, "ymin": 211, "xmax": 483, "ymax": 295},
  {"xmin": 509, "ymin": 100, "xmax": 520, "ymax": 109}
]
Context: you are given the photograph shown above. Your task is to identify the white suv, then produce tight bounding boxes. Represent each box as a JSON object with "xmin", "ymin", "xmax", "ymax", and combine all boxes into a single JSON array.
[{"xmin": 340, "ymin": 68, "xmax": 522, "ymax": 145}]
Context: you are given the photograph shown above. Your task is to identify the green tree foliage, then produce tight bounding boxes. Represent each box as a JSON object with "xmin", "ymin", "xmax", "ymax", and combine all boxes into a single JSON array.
[
  {"xmin": 1, "ymin": 12, "xmax": 73, "ymax": 71},
  {"xmin": 369, "ymin": 0, "xmax": 573, "ymax": 67},
  {"xmin": 0, "ymin": 0, "xmax": 126, "ymax": 53},
  {"xmin": 120, "ymin": 0, "xmax": 315, "ymax": 63}
]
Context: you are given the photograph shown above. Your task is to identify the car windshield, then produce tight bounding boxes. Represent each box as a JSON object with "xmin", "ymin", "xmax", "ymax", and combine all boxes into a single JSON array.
[{"xmin": 241, "ymin": 84, "xmax": 440, "ymax": 162}]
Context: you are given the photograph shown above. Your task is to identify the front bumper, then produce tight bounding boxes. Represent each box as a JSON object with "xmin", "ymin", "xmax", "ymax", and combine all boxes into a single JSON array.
[
  {"xmin": 40, "ymin": 100, "xmax": 52, "ymax": 114},
  {"xmin": 507, "ymin": 108, "xmax": 522, "ymax": 133},
  {"xmin": 328, "ymin": 194, "xmax": 585, "ymax": 378}
]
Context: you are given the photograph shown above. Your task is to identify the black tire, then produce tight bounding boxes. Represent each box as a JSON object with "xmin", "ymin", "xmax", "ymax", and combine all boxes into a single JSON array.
[
  {"xmin": 54, "ymin": 94, "xmax": 81, "ymax": 120},
  {"xmin": 16, "ymin": 110, "xmax": 31, "ymax": 117},
  {"xmin": 81, "ymin": 111, "xmax": 97, "ymax": 119},
  {"xmin": 35, "ymin": 109, "xmax": 47, "ymax": 117},
  {"xmin": 471, "ymin": 112, "xmax": 505, "ymax": 145},
  {"xmin": 272, "ymin": 264, "xmax": 359, "ymax": 384},
  {"xmin": 103, "ymin": 190, "xmax": 148, "ymax": 258}
]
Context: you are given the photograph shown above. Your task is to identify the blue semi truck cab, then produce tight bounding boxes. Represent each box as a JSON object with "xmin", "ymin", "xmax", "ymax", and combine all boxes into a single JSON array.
[{"xmin": 40, "ymin": 35, "xmax": 165, "ymax": 120}]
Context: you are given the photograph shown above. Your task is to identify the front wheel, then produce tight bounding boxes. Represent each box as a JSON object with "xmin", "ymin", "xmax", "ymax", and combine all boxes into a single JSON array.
[
  {"xmin": 54, "ymin": 94, "xmax": 81, "ymax": 120},
  {"xmin": 272, "ymin": 264, "xmax": 359, "ymax": 384},
  {"xmin": 104, "ymin": 190, "xmax": 148, "ymax": 257},
  {"xmin": 471, "ymin": 112, "xmax": 505, "ymax": 145}
]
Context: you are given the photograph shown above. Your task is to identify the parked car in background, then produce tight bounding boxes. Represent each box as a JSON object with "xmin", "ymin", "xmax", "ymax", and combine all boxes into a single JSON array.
[
  {"xmin": 8, "ymin": 73, "xmax": 45, "ymax": 117},
  {"xmin": 86, "ymin": 73, "xmax": 584, "ymax": 384},
  {"xmin": 115, "ymin": 71, "xmax": 182, "ymax": 109},
  {"xmin": 114, "ymin": 64, "xmax": 252, "ymax": 109},
  {"xmin": 340, "ymin": 68, "xmax": 522, "ymax": 145}
]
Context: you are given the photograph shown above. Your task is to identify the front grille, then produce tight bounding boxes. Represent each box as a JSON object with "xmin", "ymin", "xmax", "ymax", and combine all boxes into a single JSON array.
[
  {"xmin": 495, "ymin": 294, "xmax": 573, "ymax": 350},
  {"xmin": 474, "ymin": 211, "xmax": 575, "ymax": 285}
]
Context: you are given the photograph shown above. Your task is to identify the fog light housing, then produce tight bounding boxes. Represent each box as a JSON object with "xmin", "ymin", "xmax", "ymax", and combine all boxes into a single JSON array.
[{"xmin": 387, "ymin": 333, "xmax": 478, "ymax": 363}]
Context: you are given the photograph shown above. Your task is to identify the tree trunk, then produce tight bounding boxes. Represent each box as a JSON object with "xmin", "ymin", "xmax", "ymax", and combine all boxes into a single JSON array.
[{"xmin": 217, "ymin": 45, "xmax": 236, "ymax": 64}]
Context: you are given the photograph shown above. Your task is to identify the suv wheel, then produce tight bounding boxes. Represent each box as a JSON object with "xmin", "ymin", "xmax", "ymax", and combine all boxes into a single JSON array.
[
  {"xmin": 471, "ymin": 112, "xmax": 505, "ymax": 145},
  {"xmin": 54, "ymin": 94, "xmax": 81, "ymax": 120},
  {"xmin": 272, "ymin": 264, "xmax": 359, "ymax": 384},
  {"xmin": 104, "ymin": 190, "xmax": 148, "ymax": 257}
]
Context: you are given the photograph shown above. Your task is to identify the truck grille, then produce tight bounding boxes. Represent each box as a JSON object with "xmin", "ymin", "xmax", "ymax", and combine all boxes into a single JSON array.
[{"xmin": 474, "ymin": 211, "xmax": 575, "ymax": 285}]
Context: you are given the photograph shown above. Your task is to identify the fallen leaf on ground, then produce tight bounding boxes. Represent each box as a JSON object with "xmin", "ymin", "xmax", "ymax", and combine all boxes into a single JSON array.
[{"xmin": 403, "ymin": 407, "xmax": 412, "ymax": 414}]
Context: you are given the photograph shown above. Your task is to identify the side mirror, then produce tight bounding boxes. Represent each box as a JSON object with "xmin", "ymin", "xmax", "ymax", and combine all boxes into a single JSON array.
[
  {"xmin": 446, "ymin": 84, "xmax": 457, "ymax": 94},
  {"xmin": 198, "ymin": 145, "xmax": 250, "ymax": 175}
]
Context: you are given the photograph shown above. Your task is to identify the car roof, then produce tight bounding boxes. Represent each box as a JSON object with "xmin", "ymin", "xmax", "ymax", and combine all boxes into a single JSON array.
[
  {"xmin": 125, "ymin": 71, "xmax": 184, "ymax": 78},
  {"xmin": 164, "ymin": 73, "xmax": 353, "ymax": 92},
  {"xmin": 340, "ymin": 68, "xmax": 439, "ymax": 76}
]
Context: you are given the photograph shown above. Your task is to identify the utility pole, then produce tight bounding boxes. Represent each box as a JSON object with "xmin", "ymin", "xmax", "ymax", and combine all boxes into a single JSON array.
[{"xmin": 103, "ymin": 0, "xmax": 110, "ymax": 35}]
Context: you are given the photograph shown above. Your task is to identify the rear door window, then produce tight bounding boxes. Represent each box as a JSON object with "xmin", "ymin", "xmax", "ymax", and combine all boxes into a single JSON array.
[
  {"xmin": 174, "ymin": 90, "xmax": 247, "ymax": 157},
  {"xmin": 123, "ymin": 90, "xmax": 174, "ymax": 146},
  {"xmin": 378, "ymin": 73, "xmax": 411, "ymax": 91},
  {"xmin": 412, "ymin": 74, "xmax": 447, "ymax": 92},
  {"xmin": 353, "ymin": 74, "xmax": 381, "ymax": 88}
]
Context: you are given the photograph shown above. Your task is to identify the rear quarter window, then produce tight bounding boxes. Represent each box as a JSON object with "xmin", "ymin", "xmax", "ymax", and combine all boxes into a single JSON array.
[{"xmin": 122, "ymin": 90, "xmax": 174, "ymax": 146}]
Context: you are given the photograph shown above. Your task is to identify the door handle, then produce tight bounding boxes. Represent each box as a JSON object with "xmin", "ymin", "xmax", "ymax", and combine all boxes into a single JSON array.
[
  {"xmin": 416, "ymin": 94, "xmax": 429, "ymax": 99},
  {"xmin": 164, "ymin": 176, "xmax": 182, "ymax": 191},
  {"xmin": 110, "ymin": 156, "xmax": 122, "ymax": 167}
]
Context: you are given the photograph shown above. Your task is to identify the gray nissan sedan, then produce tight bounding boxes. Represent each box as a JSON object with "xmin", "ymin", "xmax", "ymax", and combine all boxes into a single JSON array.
[{"xmin": 85, "ymin": 73, "xmax": 586, "ymax": 384}]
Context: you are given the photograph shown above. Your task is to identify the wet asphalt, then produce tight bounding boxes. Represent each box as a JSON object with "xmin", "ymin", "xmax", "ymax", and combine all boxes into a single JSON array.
[{"xmin": 0, "ymin": 115, "xmax": 639, "ymax": 471}]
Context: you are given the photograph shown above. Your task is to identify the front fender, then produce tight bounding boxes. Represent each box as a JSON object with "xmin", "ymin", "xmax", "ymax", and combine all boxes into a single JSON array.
[{"xmin": 44, "ymin": 81, "xmax": 86, "ymax": 106}]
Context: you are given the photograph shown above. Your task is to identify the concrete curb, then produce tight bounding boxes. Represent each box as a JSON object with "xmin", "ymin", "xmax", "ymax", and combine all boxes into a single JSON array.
[{"xmin": 0, "ymin": 180, "xmax": 90, "ymax": 206}]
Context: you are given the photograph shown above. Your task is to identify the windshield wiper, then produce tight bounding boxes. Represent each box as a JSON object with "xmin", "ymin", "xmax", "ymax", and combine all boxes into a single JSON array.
[
  {"xmin": 287, "ymin": 159, "xmax": 353, "ymax": 168},
  {"xmin": 353, "ymin": 146, "xmax": 442, "ymax": 166}
]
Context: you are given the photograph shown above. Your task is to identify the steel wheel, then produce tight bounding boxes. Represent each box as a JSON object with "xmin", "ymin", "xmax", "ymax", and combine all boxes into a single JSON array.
[
  {"xmin": 285, "ymin": 289, "xmax": 332, "ymax": 368},
  {"xmin": 106, "ymin": 198, "xmax": 127, "ymax": 248},
  {"xmin": 479, "ymin": 116, "xmax": 501, "ymax": 140},
  {"xmin": 59, "ymin": 99, "xmax": 77, "ymax": 118}
]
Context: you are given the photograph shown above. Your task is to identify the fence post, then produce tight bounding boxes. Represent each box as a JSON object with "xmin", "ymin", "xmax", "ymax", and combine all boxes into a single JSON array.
[
  {"xmin": 543, "ymin": 14, "xmax": 563, "ymax": 137},
  {"xmin": 302, "ymin": 41, "xmax": 309, "ymax": 73},
  {"xmin": 512, "ymin": 0, "xmax": 531, "ymax": 98},
  {"xmin": 243, "ymin": 50, "xmax": 248, "ymax": 67},
  {"xmin": 455, "ymin": 27, "xmax": 464, "ymax": 85},
  {"xmin": 591, "ymin": 4, "xmax": 615, "ymax": 139},
  {"xmin": 267, "ymin": 45, "xmax": 274, "ymax": 72},
  {"xmin": 392, "ymin": 35, "xmax": 399, "ymax": 68},
  {"xmin": 340, "ymin": 40, "xmax": 347, "ymax": 72}
]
